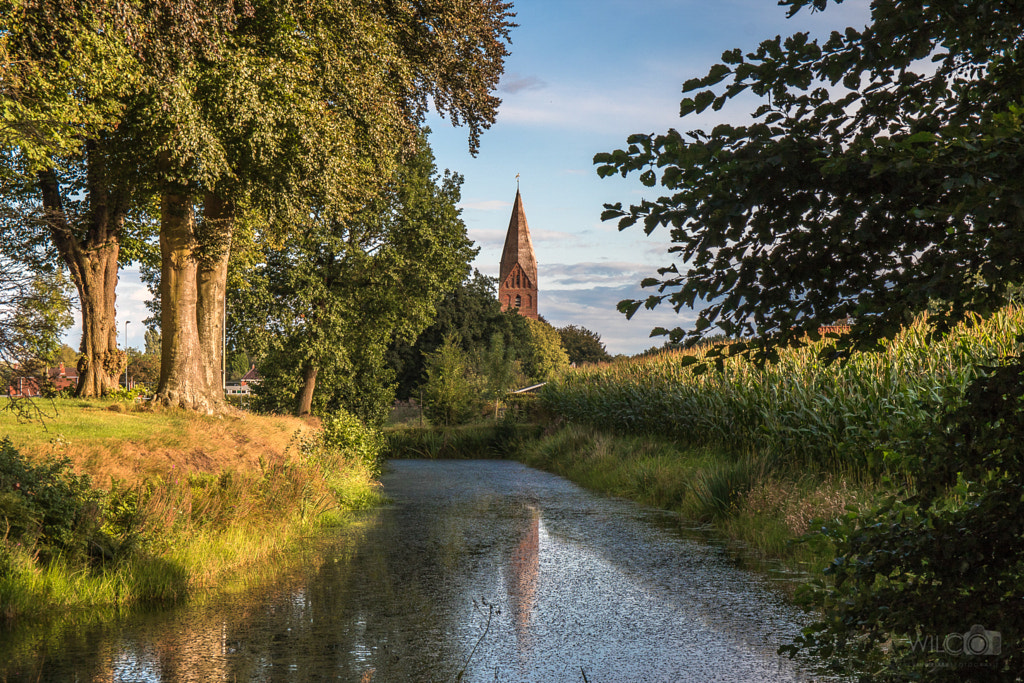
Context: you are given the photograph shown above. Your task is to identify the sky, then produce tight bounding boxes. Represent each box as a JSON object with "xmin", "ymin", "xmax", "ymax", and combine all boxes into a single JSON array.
[{"xmin": 96, "ymin": 0, "xmax": 871, "ymax": 356}]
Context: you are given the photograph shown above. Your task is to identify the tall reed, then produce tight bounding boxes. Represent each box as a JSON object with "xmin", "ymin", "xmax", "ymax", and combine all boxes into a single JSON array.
[{"xmin": 542, "ymin": 308, "xmax": 1024, "ymax": 474}]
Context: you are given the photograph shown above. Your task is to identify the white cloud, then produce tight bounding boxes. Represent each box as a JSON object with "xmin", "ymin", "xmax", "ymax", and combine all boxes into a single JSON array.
[
  {"xmin": 540, "ymin": 283, "xmax": 700, "ymax": 355},
  {"xmin": 460, "ymin": 200, "xmax": 512, "ymax": 211}
]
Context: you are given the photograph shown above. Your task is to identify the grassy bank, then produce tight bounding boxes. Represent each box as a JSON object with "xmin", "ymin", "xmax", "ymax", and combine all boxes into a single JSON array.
[
  {"xmin": 515, "ymin": 422, "xmax": 875, "ymax": 570},
  {"xmin": 0, "ymin": 399, "xmax": 384, "ymax": 626}
]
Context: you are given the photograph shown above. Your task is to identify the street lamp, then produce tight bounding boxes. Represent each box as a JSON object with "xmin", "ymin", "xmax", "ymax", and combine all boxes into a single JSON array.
[{"xmin": 124, "ymin": 320, "xmax": 130, "ymax": 388}]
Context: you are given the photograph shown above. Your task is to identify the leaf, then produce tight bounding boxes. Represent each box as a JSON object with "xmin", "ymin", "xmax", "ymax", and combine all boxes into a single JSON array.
[{"xmin": 617, "ymin": 299, "xmax": 642, "ymax": 319}]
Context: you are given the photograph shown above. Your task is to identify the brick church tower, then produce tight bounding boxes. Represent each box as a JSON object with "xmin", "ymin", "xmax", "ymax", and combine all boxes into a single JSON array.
[{"xmin": 499, "ymin": 189, "xmax": 539, "ymax": 319}]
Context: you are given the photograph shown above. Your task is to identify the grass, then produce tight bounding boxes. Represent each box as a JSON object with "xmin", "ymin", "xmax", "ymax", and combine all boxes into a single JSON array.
[
  {"xmin": 514, "ymin": 422, "xmax": 873, "ymax": 570},
  {"xmin": 1, "ymin": 397, "xmax": 307, "ymax": 482},
  {"xmin": 0, "ymin": 400, "xmax": 383, "ymax": 628},
  {"xmin": 383, "ymin": 420, "xmax": 543, "ymax": 460}
]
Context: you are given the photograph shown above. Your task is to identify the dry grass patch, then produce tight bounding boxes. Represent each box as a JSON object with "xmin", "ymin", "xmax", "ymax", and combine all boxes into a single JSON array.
[
  {"xmin": 1, "ymin": 399, "xmax": 316, "ymax": 486},
  {"xmin": 742, "ymin": 476, "xmax": 869, "ymax": 536}
]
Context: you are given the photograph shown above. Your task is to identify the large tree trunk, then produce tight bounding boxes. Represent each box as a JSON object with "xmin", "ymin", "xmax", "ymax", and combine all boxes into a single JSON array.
[
  {"xmin": 71, "ymin": 240, "xmax": 121, "ymax": 396},
  {"xmin": 296, "ymin": 363, "xmax": 318, "ymax": 416},
  {"xmin": 196, "ymin": 193, "xmax": 232, "ymax": 400},
  {"xmin": 154, "ymin": 172, "xmax": 233, "ymax": 413},
  {"xmin": 38, "ymin": 148, "xmax": 123, "ymax": 397},
  {"xmin": 154, "ymin": 176, "xmax": 212, "ymax": 411}
]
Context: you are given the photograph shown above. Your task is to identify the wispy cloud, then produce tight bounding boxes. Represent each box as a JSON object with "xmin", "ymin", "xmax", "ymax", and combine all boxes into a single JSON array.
[
  {"xmin": 495, "ymin": 76, "xmax": 765, "ymax": 136},
  {"xmin": 540, "ymin": 282, "xmax": 700, "ymax": 355},
  {"xmin": 542, "ymin": 261, "xmax": 662, "ymax": 290},
  {"xmin": 499, "ymin": 73, "xmax": 547, "ymax": 94},
  {"xmin": 460, "ymin": 200, "xmax": 512, "ymax": 211}
]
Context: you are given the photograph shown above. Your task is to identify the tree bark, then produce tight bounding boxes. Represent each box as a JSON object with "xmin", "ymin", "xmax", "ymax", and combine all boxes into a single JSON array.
[
  {"xmin": 197, "ymin": 192, "xmax": 232, "ymax": 399},
  {"xmin": 38, "ymin": 144, "xmax": 123, "ymax": 398},
  {"xmin": 296, "ymin": 363, "xmax": 318, "ymax": 416},
  {"xmin": 154, "ymin": 170, "xmax": 210, "ymax": 411},
  {"xmin": 154, "ymin": 170, "xmax": 233, "ymax": 413}
]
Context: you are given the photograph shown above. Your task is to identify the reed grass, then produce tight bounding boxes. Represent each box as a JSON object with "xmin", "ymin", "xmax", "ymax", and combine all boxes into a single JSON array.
[{"xmin": 542, "ymin": 307, "xmax": 1024, "ymax": 475}]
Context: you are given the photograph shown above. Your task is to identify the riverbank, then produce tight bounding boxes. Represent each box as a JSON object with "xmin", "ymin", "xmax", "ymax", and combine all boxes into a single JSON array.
[
  {"xmin": 383, "ymin": 420, "xmax": 869, "ymax": 571},
  {"xmin": 0, "ymin": 399, "xmax": 384, "ymax": 627}
]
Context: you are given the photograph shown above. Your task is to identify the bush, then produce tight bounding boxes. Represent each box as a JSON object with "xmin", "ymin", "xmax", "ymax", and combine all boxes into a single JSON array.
[
  {"xmin": 318, "ymin": 409, "xmax": 384, "ymax": 478},
  {"xmin": 0, "ymin": 438, "xmax": 97, "ymax": 563},
  {"xmin": 422, "ymin": 335, "xmax": 482, "ymax": 426},
  {"xmin": 786, "ymin": 357, "xmax": 1024, "ymax": 680}
]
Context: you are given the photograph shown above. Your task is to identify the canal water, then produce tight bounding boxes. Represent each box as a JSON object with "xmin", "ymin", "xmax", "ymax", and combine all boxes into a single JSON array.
[{"xmin": 1, "ymin": 460, "xmax": 818, "ymax": 682}]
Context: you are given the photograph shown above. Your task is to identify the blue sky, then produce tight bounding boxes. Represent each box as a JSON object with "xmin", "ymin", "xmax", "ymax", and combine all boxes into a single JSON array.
[
  {"xmin": 425, "ymin": 0, "xmax": 871, "ymax": 354},
  {"xmin": 102, "ymin": 0, "xmax": 870, "ymax": 356}
]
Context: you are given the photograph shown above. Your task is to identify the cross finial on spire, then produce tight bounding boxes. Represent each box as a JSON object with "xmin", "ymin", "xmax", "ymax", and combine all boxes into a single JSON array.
[{"xmin": 516, "ymin": 173, "xmax": 520, "ymax": 190}]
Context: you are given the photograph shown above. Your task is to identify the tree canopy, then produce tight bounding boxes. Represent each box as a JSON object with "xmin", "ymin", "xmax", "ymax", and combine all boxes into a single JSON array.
[
  {"xmin": 596, "ymin": 1, "xmax": 1024, "ymax": 678},
  {"xmin": 558, "ymin": 324, "xmax": 612, "ymax": 365},
  {"xmin": 387, "ymin": 270, "xmax": 533, "ymax": 400},
  {"xmin": 596, "ymin": 0, "xmax": 1024, "ymax": 359},
  {"xmin": 1, "ymin": 0, "xmax": 514, "ymax": 409},
  {"xmin": 232, "ymin": 133, "xmax": 475, "ymax": 423}
]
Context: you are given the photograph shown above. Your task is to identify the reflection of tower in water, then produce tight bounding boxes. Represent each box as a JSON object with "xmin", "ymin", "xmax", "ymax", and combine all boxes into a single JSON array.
[{"xmin": 505, "ymin": 505, "xmax": 540, "ymax": 655}]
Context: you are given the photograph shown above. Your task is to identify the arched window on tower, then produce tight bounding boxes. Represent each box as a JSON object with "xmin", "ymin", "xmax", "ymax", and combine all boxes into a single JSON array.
[{"xmin": 515, "ymin": 294, "xmax": 522, "ymax": 309}]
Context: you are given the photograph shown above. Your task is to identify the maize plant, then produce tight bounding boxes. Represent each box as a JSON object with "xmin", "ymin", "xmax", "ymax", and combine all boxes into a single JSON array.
[{"xmin": 541, "ymin": 307, "xmax": 1024, "ymax": 474}]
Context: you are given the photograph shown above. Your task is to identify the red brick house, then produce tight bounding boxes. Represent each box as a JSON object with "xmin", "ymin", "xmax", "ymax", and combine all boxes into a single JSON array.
[{"xmin": 7, "ymin": 362, "xmax": 79, "ymax": 397}]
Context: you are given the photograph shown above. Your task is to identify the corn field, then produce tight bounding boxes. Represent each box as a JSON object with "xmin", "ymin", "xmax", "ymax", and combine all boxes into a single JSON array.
[{"xmin": 541, "ymin": 307, "xmax": 1024, "ymax": 473}]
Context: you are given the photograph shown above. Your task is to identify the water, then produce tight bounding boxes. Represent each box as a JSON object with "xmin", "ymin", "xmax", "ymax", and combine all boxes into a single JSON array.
[{"xmin": 0, "ymin": 460, "xmax": 818, "ymax": 681}]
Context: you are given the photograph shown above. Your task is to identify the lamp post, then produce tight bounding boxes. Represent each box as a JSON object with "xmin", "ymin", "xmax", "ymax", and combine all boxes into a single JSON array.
[{"xmin": 124, "ymin": 320, "xmax": 130, "ymax": 388}]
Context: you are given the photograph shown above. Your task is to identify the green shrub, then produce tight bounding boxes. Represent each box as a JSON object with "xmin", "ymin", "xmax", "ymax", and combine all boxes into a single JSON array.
[
  {"xmin": 422, "ymin": 335, "xmax": 483, "ymax": 426},
  {"xmin": 0, "ymin": 438, "xmax": 97, "ymax": 563},
  {"xmin": 303, "ymin": 409, "xmax": 385, "ymax": 479}
]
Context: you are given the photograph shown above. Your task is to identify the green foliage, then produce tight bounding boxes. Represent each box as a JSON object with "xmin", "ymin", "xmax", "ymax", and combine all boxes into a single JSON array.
[
  {"xmin": 126, "ymin": 350, "xmax": 160, "ymax": 388},
  {"xmin": 383, "ymin": 422, "xmax": 543, "ymax": 460},
  {"xmin": 558, "ymin": 324, "xmax": 612, "ymax": 365},
  {"xmin": 316, "ymin": 409, "xmax": 384, "ymax": 479},
  {"xmin": 594, "ymin": 2, "xmax": 1024, "ymax": 676},
  {"xmin": 105, "ymin": 384, "xmax": 150, "ymax": 403},
  {"xmin": 522, "ymin": 318, "xmax": 569, "ymax": 383},
  {"xmin": 786, "ymin": 358, "xmax": 1024, "ymax": 680},
  {"xmin": 421, "ymin": 335, "xmax": 482, "ymax": 426},
  {"xmin": 388, "ymin": 269, "xmax": 533, "ymax": 400},
  {"xmin": 543, "ymin": 309, "xmax": 1024, "ymax": 474},
  {"xmin": 475, "ymin": 332, "xmax": 524, "ymax": 411},
  {"xmin": 143, "ymin": 329, "xmax": 161, "ymax": 357},
  {"xmin": 0, "ymin": 438, "xmax": 97, "ymax": 563},
  {"xmin": 596, "ymin": 0, "xmax": 1024, "ymax": 360},
  {"xmin": 227, "ymin": 352, "xmax": 250, "ymax": 382},
  {"xmin": 234, "ymin": 132, "xmax": 474, "ymax": 423}
]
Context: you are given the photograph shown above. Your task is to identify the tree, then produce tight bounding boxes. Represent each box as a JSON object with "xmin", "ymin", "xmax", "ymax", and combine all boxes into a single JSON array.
[
  {"xmin": 596, "ymin": 0, "xmax": 1024, "ymax": 359},
  {"xmin": 521, "ymin": 318, "xmax": 569, "ymax": 383},
  {"xmin": 2, "ymin": 0, "xmax": 243, "ymax": 398},
  {"xmin": 0, "ymin": 262, "xmax": 73, "ymax": 377},
  {"xmin": 147, "ymin": 0, "xmax": 513, "ymax": 413},
  {"xmin": 557, "ymin": 324, "xmax": 612, "ymax": 365},
  {"xmin": 596, "ymin": 0, "xmax": 1024, "ymax": 678},
  {"xmin": 233, "ymin": 133, "xmax": 476, "ymax": 423},
  {"xmin": 143, "ymin": 329, "xmax": 161, "ymax": 357},
  {"xmin": 421, "ymin": 334, "xmax": 482, "ymax": 426},
  {"xmin": 10, "ymin": 270, "xmax": 74, "ymax": 368},
  {"xmin": 387, "ymin": 269, "xmax": 532, "ymax": 400}
]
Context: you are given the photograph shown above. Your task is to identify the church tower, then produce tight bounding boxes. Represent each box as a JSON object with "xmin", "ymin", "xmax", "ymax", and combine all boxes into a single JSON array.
[{"xmin": 499, "ymin": 189, "xmax": 539, "ymax": 319}]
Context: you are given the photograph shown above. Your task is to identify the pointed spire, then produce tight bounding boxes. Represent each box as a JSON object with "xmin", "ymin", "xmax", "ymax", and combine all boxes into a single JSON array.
[{"xmin": 499, "ymin": 188, "xmax": 538, "ymax": 286}]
